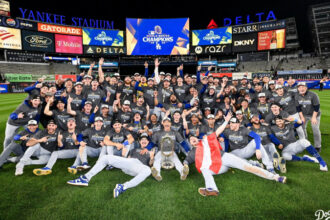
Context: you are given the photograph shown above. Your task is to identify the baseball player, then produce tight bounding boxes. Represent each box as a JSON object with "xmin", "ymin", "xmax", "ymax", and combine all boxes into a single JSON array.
[
  {"xmin": 184, "ymin": 113, "xmax": 286, "ymax": 196},
  {"xmin": 3, "ymin": 95, "xmax": 41, "ymax": 150},
  {"xmin": 75, "ymin": 117, "xmax": 108, "ymax": 170},
  {"xmin": 32, "ymin": 118, "xmax": 81, "ymax": 175},
  {"xmin": 150, "ymin": 117, "xmax": 190, "ymax": 181},
  {"xmin": 270, "ymin": 116, "xmax": 327, "ymax": 172},
  {"xmin": 67, "ymin": 133, "xmax": 154, "ymax": 198},
  {"xmin": 15, "ymin": 120, "xmax": 59, "ymax": 176},
  {"xmin": 44, "ymin": 96, "xmax": 71, "ymax": 131},
  {"xmin": 221, "ymin": 117, "xmax": 276, "ymax": 173},
  {"xmin": 0, "ymin": 120, "xmax": 39, "ymax": 168},
  {"xmin": 295, "ymin": 82, "xmax": 322, "ymax": 151}
]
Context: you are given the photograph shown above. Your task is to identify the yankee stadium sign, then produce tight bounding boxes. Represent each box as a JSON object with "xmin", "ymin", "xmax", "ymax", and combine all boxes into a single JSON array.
[{"xmin": 18, "ymin": 8, "xmax": 114, "ymax": 29}]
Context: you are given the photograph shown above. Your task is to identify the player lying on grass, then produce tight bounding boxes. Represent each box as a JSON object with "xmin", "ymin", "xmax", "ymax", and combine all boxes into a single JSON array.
[
  {"xmin": 67, "ymin": 133, "xmax": 154, "ymax": 198},
  {"xmin": 184, "ymin": 113, "xmax": 287, "ymax": 197}
]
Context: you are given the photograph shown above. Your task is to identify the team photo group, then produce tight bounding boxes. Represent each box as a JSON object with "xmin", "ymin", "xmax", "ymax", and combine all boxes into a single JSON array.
[{"xmin": 1, "ymin": 57, "xmax": 328, "ymax": 198}]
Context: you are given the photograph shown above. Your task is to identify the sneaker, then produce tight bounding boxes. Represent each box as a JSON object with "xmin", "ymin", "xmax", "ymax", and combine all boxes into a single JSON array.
[
  {"xmin": 180, "ymin": 164, "xmax": 189, "ymax": 181},
  {"xmin": 77, "ymin": 163, "xmax": 91, "ymax": 171},
  {"xmin": 15, "ymin": 167, "xmax": 23, "ymax": 176},
  {"xmin": 113, "ymin": 184, "xmax": 126, "ymax": 198},
  {"xmin": 33, "ymin": 167, "xmax": 52, "ymax": 176},
  {"xmin": 303, "ymin": 155, "xmax": 319, "ymax": 163},
  {"xmin": 68, "ymin": 166, "xmax": 77, "ymax": 175},
  {"xmin": 273, "ymin": 152, "xmax": 281, "ymax": 168},
  {"xmin": 67, "ymin": 175, "xmax": 89, "ymax": 186},
  {"xmin": 320, "ymin": 164, "xmax": 328, "ymax": 172},
  {"xmin": 151, "ymin": 167, "xmax": 162, "ymax": 181},
  {"xmin": 198, "ymin": 187, "xmax": 219, "ymax": 196},
  {"xmin": 279, "ymin": 158, "xmax": 286, "ymax": 173},
  {"xmin": 276, "ymin": 176, "xmax": 287, "ymax": 184},
  {"xmin": 316, "ymin": 148, "xmax": 321, "ymax": 153}
]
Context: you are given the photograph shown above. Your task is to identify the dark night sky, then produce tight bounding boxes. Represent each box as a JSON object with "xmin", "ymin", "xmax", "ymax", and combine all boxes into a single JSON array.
[{"xmin": 9, "ymin": 0, "xmax": 330, "ymax": 52}]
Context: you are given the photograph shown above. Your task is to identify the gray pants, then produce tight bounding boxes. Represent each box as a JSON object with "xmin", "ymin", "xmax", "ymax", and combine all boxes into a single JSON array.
[
  {"xmin": 302, "ymin": 115, "xmax": 321, "ymax": 149},
  {"xmin": 290, "ymin": 113, "xmax": 306, "ymax": 140},
  {"xmin": 282, "ymin": 139, "xmax": 310, "ymax": 161},
  {"xmin": 263, "ymin": 143, "xmax": 278, "ymax": 161},
  {"xmin": 46, "ymin": 149, "xmax": 80, "ymax": 169},
  {"xmin": 85, "ymin": 155, "xmax": 151, "ymax": 189},
  {"xmin": 75, "ymin": 146, "xmax": 106, "ymax": 165},
  {"xmin": 201, "ymin": 152, "xmax": 278, "ymax": 191},
  {"xmin": 153, "ymin": 151, "xmax": 184, "ymax": 175},
  {"xmin": 3, "ymin": 122, "xmax": 20, "ymax": 150},
  {"xmin": 230, "ymin": 140, "xmax": 274, "ymax": 169},
  {"xmin": 106, "ymin": 144, "xmax": 132, "ymax": 157},
  {"xmin": 0, "ymin": 142, "xmax": 24, "ymax": 167},
  {"xmin": 16, "ymin": 144, "xmax": 51, "ymax": 169}
]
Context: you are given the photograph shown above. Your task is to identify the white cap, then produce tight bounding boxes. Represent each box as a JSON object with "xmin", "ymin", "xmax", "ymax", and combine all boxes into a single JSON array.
[
  {"xmin": 297, "ymin": 82, "xmax": 307, "ymax": 87},
  {"xmin": 123, "ymin": 100, "xmax": 130, "ymax": 105},
  {"xmin": 258, "ymin": 93, "xmax": 266, "ymax": 97},
  {"xmin": 207, "ymin": 114, "xmax": 215, "ymax": 119},
  {"xmin": 236, "ymin": 110, "xmax": 243, "ymax": 115},
  {"xmin": 275, "ymin": 85, "xmax": 283, "ymax": 90},
  {"xmin": 269, "ymin": 80, "xmax": 275, "ymax": 85}
]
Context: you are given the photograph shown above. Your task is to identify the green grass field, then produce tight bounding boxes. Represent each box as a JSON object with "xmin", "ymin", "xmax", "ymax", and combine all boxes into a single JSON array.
[{"xmin": 0, "ymin": 92, "xmax": 329, "ymax": 220}]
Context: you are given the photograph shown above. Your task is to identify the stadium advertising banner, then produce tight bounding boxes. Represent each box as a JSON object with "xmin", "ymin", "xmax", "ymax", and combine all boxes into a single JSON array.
[
  {"xmin": 232, "ymin": 24, "xmax": 259, "ymax": 34},
  {"xmin": 258, "ymin": 29, "xmax": 285, "ymax": 50},
  {"xmin": 0, "ymin": 83, "xmax": 8, "ymax": 93},
  {"xmin": 192, "ymin": 44, "xmax": 231, "ymax": 55},
  {"xmin": 197, "ymin": 60, "xmax": 218, "ymax": 66},
  {"xmin": 4, "ymin": 73, "xmax": 33, "ymax": 82},
  {"xmin": 82, "ymin": 28, "xmax": 124, "ymax": 46},
  {"xmin": 201, "ymin": 72, "xmax": 233, "ymax": 78},
  {"xmin": 55, "ymin": 34, "xmax": 82, "ymax": 54},
  {"xmin": 22, "ymin": 30, "xmax": 55, "ymax": 52},
  {"xmin": 0, "ymin": 26, "xmax": 21, "ymax": 49},
  {"xmin": 38, "ymin": 23, "xmax": 82, "ymax": 36},
  {"xmin": 259, "ymin": 19, "xmax": 286, "ymax": 31},
  {"xmin": 192, "ymin": 27, "xmax": 232, "ymax": 46},
  {"xmin": 0, "ymin": 16, "xmax": 38, "ymax": 30},
  {"xmin": 232, "ymin": 33, "xmax": 258, "ymax": 52},
  {"xmin": 218, "ymin": 62, "xmax": 236, "ymax": 67},
  {"xmin": 83, "ymin": 46, "xmax": 126, "ymax": 55},
  {"xmin": 232, "ymin": 72, "xmax": 252, "ymax": 80},
  {"xmin": 126, "ymin": 18, "xmax": 190, "ymax": 55},
  {"xmin": 55, "ymin": 74, "xmax": 77, "ymax": 82}
]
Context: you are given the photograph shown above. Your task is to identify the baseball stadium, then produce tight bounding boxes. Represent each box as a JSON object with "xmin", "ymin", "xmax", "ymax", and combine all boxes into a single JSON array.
[{"xmin": 0, "ymin": 0, "xmax": 329, "ymax": 219}]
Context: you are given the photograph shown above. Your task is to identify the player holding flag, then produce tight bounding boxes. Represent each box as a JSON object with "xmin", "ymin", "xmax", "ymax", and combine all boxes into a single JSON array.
[{"xmin": 185, "ymin": 113, "xmax": 287, "ymax": 197}]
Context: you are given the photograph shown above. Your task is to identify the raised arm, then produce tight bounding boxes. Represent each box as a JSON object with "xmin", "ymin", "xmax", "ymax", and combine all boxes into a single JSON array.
[{"xmin": 215, "ymin": 112, "xmax": 232, "ymax": 136}]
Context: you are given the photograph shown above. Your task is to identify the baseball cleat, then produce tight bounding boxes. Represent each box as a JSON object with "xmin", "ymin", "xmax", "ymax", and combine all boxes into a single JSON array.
[
  {"xmin": 302, "ymin": 155, "xmax": 319, "ymax": 163},
  {"xmin": 15, "ymin": 167, "xmax": 23, "ymax": 176},
  {"xmin": 180, "ymin": 164, "xmax": 189, "ymax": 181},
  {"xmin": 198, "ymin": 188, "xmax": 219, "ymax": 197},
  {"xmin": 276, "ymin": 176, "xmax": 287, "ymax": 184},
  {"xmin": 320, "ymin": 164, "xmax": 328, "ymax": 172},
  {"xmin": 33, "ymin": 167, "xmax": 52, "ymax": 176},
  {"xmin": 67, "ymin": 166, "xmax": 77, "ymax": 175},
  {"xmin": 151, "ymin": 167, "xmax": 162, "ymax": 181},
  {"xmin": 77, "ymin": 163, "xmax": 91, "ymax": 171},
  {"xmin": 273, "ymin": 152, "xmax": 281, "ymax": 168},
  {"xmin": 279, "ymin": 158, "xmax": 286, "ymax": 173},
  {"xmin": 113, "ymin": 184, "xmax": 126, "ymax": 198},
  {"xmin": 67, "ymin": 175, "xmax": 89, "ymax": 186}
]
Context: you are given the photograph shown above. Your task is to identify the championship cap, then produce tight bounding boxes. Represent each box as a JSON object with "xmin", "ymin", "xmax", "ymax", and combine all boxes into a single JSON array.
[
  {"xmin": 209, "ymin": 86, "xmax": 216, "ymax": 90},
  {"xmin": 101, "ymin": 104, "xmax": 109, "ymax": 109},
  {"xmin": 113, "ymin": 119, "xmax": 121, "ymax": 125},
  {"xmin": 163, "ymin": 78, "xmax": 170, "ymax": 82},
  {"xmin": 85, "ymin": 101, "xmax": 93, "ymax": 105},
  {"xmin": 270, "ymin": 102, "xmax": 282, "ymax": 108},
  {"xmin": 95, "ymin": 116, "xmax": 104, "ymax": 122},
  {"xmin": 67, "ymin": 117, "xmax": 76, "ymax": 122},
  {"xmin": 162, "ymin": 117, "xmax": 171, "ymax": 123},
  {"xmin": 258, "ymin": 93, "xmax": 266, "ymax": 97},
  {"xmin": 134, "ymin": 72, "xmax": 140, "ymax": 76},
  {"xmin": 160, "ymin": 72, "xmax": 165, "ymax": 76},
  {"xmin": 191, "ymin": 75, "xmax": 197, "ymax": 79},
  {"xmin": 249, "ymin": 114, "xmax": 259, "ymax": 120},
  {"xmin": 74, "ymin": 82, "xmax": 83, "ymax": 87},
  {"xmin": 207, "ymin": 114, "xmax": 215, "ymax": 119},
  {"xmin": 56, "ymin": 99, "xmax": 65, "ymax": 104},
  {"xmin": 275, "ymin": 84, "xmax": 283, "ymax": 90},
  {"xmin": 166, "ymin": 73, "xmax": 171, "ymax": 76},
  {"xmin": 297, "ymin": 82, "xmax": 307, "ymax": 87},
  {"xmin": 204, "ymin": 107, "xmax": 211, "ymax": 111},
  {"xmin": 83, "ymin": 75, "xmax": 93, "ymax": 79},
  {"xmin": 229, "ymin": 117, "xmax": 239, "ymax": 123},
  {"xmin": 28, "ymin": 120, "xmax": 38, "ymax": 126},
  {"xmin": 140, "ymin": 132, "xmax": 149, "ymax": 139},
  {"xmin": 30, "ymin": 95, "xmax": 40, "ymax": 100},
  {"xmin": 269, "ymin": 80, "xmax": 275, "ymax": 85},
  {"xmin": 114, "ymin": 73, "xmax": 120, "ymax": 77},
  {"xmin": 123, "ymin": 100, "xmax": 130, "ymax": 105},
  {"xmin": 236, "ymin": 110, "xmax": 243, "ymax": 115},
  {"xmin": 47, "ymin": 119, "xmax": 56, "ymax": 125},
  {"xmin": 148, "ymin": 77, "xmax": 154, "ymax": 81}
]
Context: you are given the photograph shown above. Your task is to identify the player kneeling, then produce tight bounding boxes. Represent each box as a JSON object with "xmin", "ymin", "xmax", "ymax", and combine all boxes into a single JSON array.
[
  {"xmin": 67, "ymin": 133, "xmax": 154, "ymax": 198},
  {"xmin": 185, "ymin": 113, "xmax": 287, "ymax": 197}
]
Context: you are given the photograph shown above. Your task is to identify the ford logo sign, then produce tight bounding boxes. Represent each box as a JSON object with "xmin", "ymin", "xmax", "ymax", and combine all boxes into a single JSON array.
[{"xmin": 25, "ymin": 35, "xmax": 52, "ymax": 45}]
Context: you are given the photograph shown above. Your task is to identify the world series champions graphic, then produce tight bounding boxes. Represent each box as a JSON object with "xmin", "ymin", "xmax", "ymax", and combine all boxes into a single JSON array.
[
  {"xmin": 192, "ymin": 27, "xmax": 232, "ymax": 46},
  {"xmin": 126, "ymin": 18, "xmax": 190, "ymax": 55}
]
